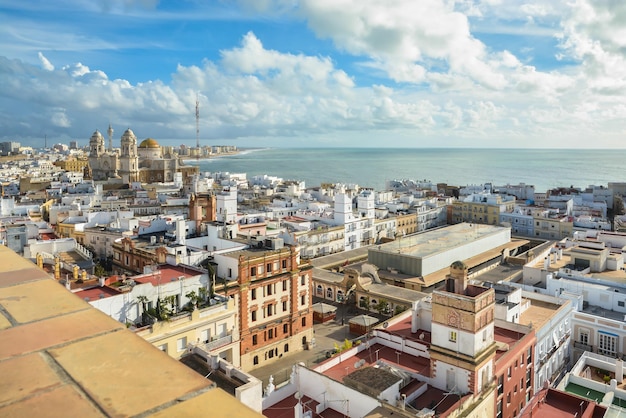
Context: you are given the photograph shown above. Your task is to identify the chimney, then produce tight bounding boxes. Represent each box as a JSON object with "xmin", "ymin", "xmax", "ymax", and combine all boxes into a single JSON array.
[{"xmin": 449, "ymin": 261, "xmax": 468, "ymax": 294}]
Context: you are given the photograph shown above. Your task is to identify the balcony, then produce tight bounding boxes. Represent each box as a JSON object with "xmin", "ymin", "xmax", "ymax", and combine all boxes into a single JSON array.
[{"xmin": 204, "ymin": 334, "xmax": 233, "ymax": 352}]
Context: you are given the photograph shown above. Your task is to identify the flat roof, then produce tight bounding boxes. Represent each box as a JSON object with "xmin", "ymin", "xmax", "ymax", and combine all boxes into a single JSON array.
[
  {"xmin": 0, "ymin": 245, "xmax": 262, "ymax": 417},
  {"xmin": 519, "ymin": 298, "xmax": 566, "ymax": 330},
  {"xmin": 374, "ymin": 223, "xmax": 508, "ymax": 259}
]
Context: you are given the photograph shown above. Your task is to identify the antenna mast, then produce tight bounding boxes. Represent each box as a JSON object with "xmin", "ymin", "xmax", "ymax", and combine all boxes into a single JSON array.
[{"xmin": 195, "ymin": 93, "xmax": 200, "ymax": 158}]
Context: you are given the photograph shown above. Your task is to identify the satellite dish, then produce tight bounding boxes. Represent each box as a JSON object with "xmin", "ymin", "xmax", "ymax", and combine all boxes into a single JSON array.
[
  {"xmin": 294, "ymin": 391, "xmax": 302, "ymax": 400},
  {"xmin": 354, "ymin": 361, "xmax": 361, "ymax": 369},
  {"xmin": 383, "ymin": 321, "xmax": 389, "ymax": 329},
  {"xmin": 419, "ymin": 333, "xmax": 425, "ymax": 340}
]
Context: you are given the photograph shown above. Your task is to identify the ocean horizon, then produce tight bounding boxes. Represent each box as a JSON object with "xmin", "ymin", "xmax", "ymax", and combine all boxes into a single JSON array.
[{"xmin": 184, "ymin": 147, "xmax": 626, "ymax": 193}]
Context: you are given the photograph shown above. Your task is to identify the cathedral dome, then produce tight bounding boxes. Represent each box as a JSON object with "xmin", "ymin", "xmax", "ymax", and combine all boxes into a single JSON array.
[
  {"xmin": 139, "ymin": 138, "xmax": 160, "ymax": 148},
  {"xmin": 90, "ymin": 130, "xmax": 104, "ymax": 141},
  {"xmin": 121, "ymin": 128, "xmax": 137, "ymax": 142}
]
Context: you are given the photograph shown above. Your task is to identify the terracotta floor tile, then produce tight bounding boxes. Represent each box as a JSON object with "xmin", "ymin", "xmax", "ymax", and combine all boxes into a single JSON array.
[
  {"xmin": 149, "ymin": 388, "xmax": 263, "ymax": 418},
  {"xmin": 0, "ymin": 309, "xmax": 123, "ymax": 360},
  {"xmin": 49, "ymin": 330, "xmax": 210, "ymax": 417},
  {"xmin": 0, "ymin": 352, "xmax": 63, "ymax": 405},
  {"xmin": 0, "ymin": 384, "xmax": 105, "ymax": 418},
  {"xmin": 0, "ymin": 313, "xmax": 10, "ymax": 330},
  {"xmin": 0, "ymin": 279, "xmax": 88, "ymax": 324}
]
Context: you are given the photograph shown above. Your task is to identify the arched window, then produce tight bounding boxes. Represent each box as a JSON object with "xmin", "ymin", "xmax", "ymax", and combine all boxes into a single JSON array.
[
  {"xmin": 326, "ymin": 288, "xmax": 333, "ymax": 299},
  {"xmin": 253, "ymin": 356, "xmax": 259, "ymax": 365},
  {"xmin": 284, "ymin": 343, "xmax": 289, "ymax": 353},
  {"xmin": 316, "ymin": 284, "xmax": 323, "ymax": 295},
  {"xmin": 336, "ymin": 290, "xmax": 344, "ymax": 302}
]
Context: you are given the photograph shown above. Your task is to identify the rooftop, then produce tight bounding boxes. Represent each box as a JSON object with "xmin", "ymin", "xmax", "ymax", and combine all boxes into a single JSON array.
[
  {"xmin": 0, "ymin": 245, "xmax": 262, "ymax": 417},
  {"xmin": 519, "ymin": 298, "xmax": 567, "ymax": 330},
  {"xmin": 373, "ymin": 223, "xmax": 507, "ymax": 259}
]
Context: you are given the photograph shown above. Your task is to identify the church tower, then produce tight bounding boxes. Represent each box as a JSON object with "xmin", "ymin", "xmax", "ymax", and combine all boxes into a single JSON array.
[
  {"xmin": 119, "ymin": 128, "xmax": 139, "ymax": 183},
  {"xmin": 429, "ymin": 261, "xmax": 496, "ymax": 396},
  {"xmin": 88, "ymin": 130, "xmax": 105, "ymax": 158}
]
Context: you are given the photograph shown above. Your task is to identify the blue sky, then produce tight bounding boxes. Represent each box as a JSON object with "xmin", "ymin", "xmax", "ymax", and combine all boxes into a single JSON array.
[{"xmin": 1, "ymin": 0, "xmax": 626, "ymax": 148}]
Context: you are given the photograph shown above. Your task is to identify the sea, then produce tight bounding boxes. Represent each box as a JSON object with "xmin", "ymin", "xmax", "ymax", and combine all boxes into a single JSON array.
[{"xmin": 184, "ymin": 148, "xmax": 626, "ymax": 193}]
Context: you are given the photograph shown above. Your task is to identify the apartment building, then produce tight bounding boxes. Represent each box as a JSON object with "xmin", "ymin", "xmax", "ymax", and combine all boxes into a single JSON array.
[
  {"xmin": 216, "ymin": 241, "xmax": 314, "ymax": 371},
  {"xmin": 452, "ymin": 193, "xmax": 516, "ymax": 225}
]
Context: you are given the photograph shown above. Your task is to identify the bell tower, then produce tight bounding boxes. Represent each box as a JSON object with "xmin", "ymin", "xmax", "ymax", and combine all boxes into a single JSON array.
[
  {"xmin": 119, "ymin": 128, "xmax": 139, "ymax": 183},
  {"xmin": 429, "ymin": 261, "xmax": 497, "ymax": 395}
]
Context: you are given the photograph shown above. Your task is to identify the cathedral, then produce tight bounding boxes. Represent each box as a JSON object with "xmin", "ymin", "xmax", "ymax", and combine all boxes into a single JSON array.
[{"xmin": 87, "ymin": 126, "xmax": 198, "ymax": 184}]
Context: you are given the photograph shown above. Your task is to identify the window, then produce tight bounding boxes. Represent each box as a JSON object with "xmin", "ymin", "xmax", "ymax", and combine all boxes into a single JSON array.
[
  {"xmin": 449, "ymin": 331, "xmax": 457, "ymax": 342},
  {"xmin": 251, "ymin": 266, "xmax": 256, "ymax": 276},
  {"xmin": 251, "ymin": 310, "xmax": 257, "ymax": 321},
  {"xmin": 282, "ymin": 260, "xmax": 287, "ymax": 269},
  {"xmin": 301, "ymin": 295, "xmax": 306, "ymax": 306},
  {"xmin": 526, "ymin": 369, "xmax": 532, "ymax": 388},
  {"xmin": 507, "ymin": 393, "xmax": 511, "ymax": 404},
  {"xmin": 268, "ymin": 329, "xmax": 274, "ymax": 339},
  {"xmin": 252, "ymin": 335, "xmax": 258, "ymax": 345},
  {"xmin": 527, "ymin": 347, "xmax": 532, "ymax": 364},
  {"xmin": 267, "ymin": 284, "xmax": 273, "ymax": 296},
  {"xmin": 599, "ymin": 332, "xmax": 617, "ymax": 357},
  {"xmin": 284, "ymin": 343, "xmax": 289, "ymax": 353},
  {"xmin": 302, "ymin": 317, "xmax": 306, "ymax": 327},
  {"xmin": 177, "ymin": 337, "xmax": 187, "ymax": 352},
  {"xmin": 158, "ymin": 343, "xmax": 167, "ymax": 352},
  {"xmin": 316, "ymin": 285, "xmax": 323, "ymax": 295},
  {"xmin": 283, "ymin": 280, "xmax": 287, "ymax": 291},
  {"xmin": 579, "ymin": 330, "xmax": 589, "ymax": 345},
  {"xmin": 514, "ymin": 385, "xmax": 517, "ymax": 394},
  {"xmin": 253, "ymin": 355, "xmax": 259, "ymax": 365},
  {"xmin": 251, "ymin": 288, "xmax": 256, "ymax": 300},
  {"xmin": 228, "ymin": 268, "xmax": 232, "ymax": 278},
  {"xmin": 267, "ymin": 305, "xmax": 273, "ymax": 317},
  {"xmin": 283, "ymin": 324, "xmax": 288, "ymax": 333},
  {"xmin": 498, "ymin": 375, "xmax": 504, "ymax": 395},
  {"xmin": 619, "ymin": 301, "xmax": 625, "ymax": 307},
  {"xmin": 283, "ymin": 301, "xmax": 287, "ymax": 311},
  {"xmin": 301, "ymin": 275, "xmax": 306, "ymax": 286},
  {"xmin": 507, "ymin": 366, "xmax": 512, "ymax": 378},
  {"xmin": 520, "ymin": 378, "xmax": 524, "ymax": 390},
  {"xmin": 496, "ymin": 400, "xmax": 503, "ymax": 418},
  {"xmin": 267, "ymin": 263, "xmax": 272, "ymax": 273}
]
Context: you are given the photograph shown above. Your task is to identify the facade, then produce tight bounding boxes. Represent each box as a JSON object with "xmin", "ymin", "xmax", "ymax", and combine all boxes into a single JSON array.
[
  {"xmin": 532, "ymin": 210, "xmax": 573, "ymax": 240},
  {"xmin": 233, "ymin": 244, "xmax": 314, "ymax": 371},
  {"xmin": 494, "ymin": 322, "xmax": 536, "ymax": 418},
  {"xmin": 279, "ymin": 220, "xmax": 345, "ymax": 259},
  {"xmin": 135, "ymin": 297, "xmax": 240, "ymax": 364},
  {"xmin": 430, "ymin": 261, "xmax": 497, "ymax": 395},
  {"xmin": 88, "ymin": 128, "xmax": 198, "ymax": 184},
  {"xmin": 452, "ymin": 193, "xmax": 516, "ymax": 225},
  {"xmin": 111, "ymin": 236, "xmax": 169, "ymax": 275}
]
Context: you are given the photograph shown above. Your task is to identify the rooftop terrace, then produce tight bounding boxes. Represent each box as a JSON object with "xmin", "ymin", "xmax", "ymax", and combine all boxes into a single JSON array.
[{"xmin": 0, "ymin": 245, "xmax": 262, "ymax": 417}]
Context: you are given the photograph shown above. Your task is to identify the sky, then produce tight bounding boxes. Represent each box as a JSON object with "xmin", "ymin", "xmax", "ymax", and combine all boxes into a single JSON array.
[{"xmin": 1, "ymin": 0, "xmax": 626, "ymax": 149}]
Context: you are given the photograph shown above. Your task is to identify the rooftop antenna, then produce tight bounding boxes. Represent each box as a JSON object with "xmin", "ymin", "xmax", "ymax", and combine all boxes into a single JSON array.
[
  {"xmin": 195, "ymin": 93, "xmax": 200, "ymax": 159},
  {"xmin": 44, "ymin": 134, "xmax": 47, "ymax": 149}
]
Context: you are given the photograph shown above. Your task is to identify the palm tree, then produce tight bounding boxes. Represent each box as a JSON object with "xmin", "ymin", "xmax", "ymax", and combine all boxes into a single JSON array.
[{"xmin": 136, "ymin": 295, "xmax": 148, "ymax": 323}]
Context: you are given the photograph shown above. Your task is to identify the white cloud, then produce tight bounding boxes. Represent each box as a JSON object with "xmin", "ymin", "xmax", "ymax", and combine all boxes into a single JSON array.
[
  {"xmin": 38, "ymin": 52, "xmax": 54, "ymax": 71},
  {"xmin": 3, "ymin": 1, "xmax": 626, "ymax": 148}
]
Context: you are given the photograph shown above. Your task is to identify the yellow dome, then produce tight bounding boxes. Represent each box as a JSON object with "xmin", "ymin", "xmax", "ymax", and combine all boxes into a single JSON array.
[{"xmin": 139, "ymin": 138, "xmax": 160, "ymax": 148}]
